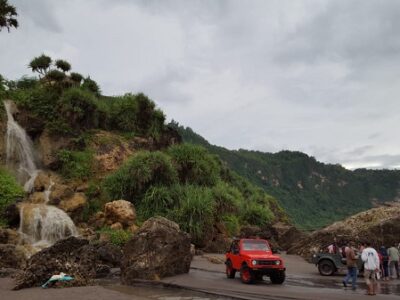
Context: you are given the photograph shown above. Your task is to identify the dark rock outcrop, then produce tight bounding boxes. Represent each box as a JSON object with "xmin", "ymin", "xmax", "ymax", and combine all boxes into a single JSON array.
[
  {"xmin": 1, "ymin": 203, "xmax": 21, "ymax": 228},
  {"xmin": 96, "ymin": 242, "xmax": 122, "ymax": 267},
  {"xmin": 121, "ymin": 217, "xmax": 191, "ymax": 283},
  {"xmin": 270, "ymin": 222, "xmax": 306, "ymax": 250},
  {"xmin": 0, "ymin": 244, "xmax": 26, "ymax": 269},
  {"xmin": 0, "ymin": 228, "xmax": 19, "ymax": 245},
  {"xmin": 13, "ymin": 237, "xmax": 97, "ymax": 290},
  {"xmin": 13, "ymin": 237, "xmax": 125, "ymax": 289}
]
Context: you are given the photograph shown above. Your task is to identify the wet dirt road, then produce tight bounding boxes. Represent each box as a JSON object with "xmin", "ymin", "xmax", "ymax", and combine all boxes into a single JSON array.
[
  {"xmin": 159, "ymin": 253, "xmax": 400, "ymax": 300},
  {"xmin": 1, "ymin": 254, "xmax": 399, "ymax": 300}
]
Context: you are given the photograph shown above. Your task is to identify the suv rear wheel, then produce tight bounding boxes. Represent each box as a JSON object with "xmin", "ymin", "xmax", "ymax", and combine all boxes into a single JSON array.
[
  {"xmin": 240, "ymin": 265, "xmax": 253, "ymax": 284},
  {"xmin": 225, "ymin": 260, "xmax": 236, "ymax": 279},
  {"xmin": 318, "ymin": 259, "xmax": 335, "ymax": 276}
]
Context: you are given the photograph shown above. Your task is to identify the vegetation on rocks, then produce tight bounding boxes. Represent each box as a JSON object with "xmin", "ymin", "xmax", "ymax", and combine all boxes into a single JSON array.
[
  {"xmin": 98, "ymin": 227, "xmax": 131, "ymax": 247},
  {"xmin": 1, "ymin": 55, "xmax": 166, "ymax": 139},
  {"xmin": 104, "ymin": 144, "xmax": 285, "ymax": 246},
  {"xmin": 0, "ymin": 168, "xmax": 24, "ymax": 226}
]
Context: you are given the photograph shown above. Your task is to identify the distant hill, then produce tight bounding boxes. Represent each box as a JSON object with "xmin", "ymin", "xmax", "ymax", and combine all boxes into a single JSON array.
[{"xmin": 170, "ymin": 121, "xmax": 400, "ymax": 230}]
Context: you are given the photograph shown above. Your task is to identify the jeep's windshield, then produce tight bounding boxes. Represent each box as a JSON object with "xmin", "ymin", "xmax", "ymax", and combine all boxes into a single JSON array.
[{"xmin": 242, "ymin": 240, "xmax": 270, "ymax": 251}]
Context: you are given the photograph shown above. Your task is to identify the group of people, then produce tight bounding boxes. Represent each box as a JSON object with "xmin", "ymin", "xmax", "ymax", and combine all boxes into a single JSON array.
[{"xmin": 330, "ymin": 240, "xmax": 400, "ymax": 296}]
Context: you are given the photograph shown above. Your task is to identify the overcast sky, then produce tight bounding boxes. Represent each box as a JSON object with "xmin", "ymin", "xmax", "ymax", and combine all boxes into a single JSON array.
[{"xmin": 2, "ymin": 0, "xmax": 400, "ymax": 169}]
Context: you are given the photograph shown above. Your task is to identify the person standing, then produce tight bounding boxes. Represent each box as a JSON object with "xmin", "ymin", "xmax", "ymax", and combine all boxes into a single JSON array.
[
  {"xmin": 342, "ymin": 241, "xmax": 358, "ymax": 290},
  {"xmin": 361, "ymin": 242, "xmax": 380, "ymax": 296},
  {"xmin": 379, "ymin": 246, "xmax": 390, "ymax": 281},
  {"xmin": 388, "ymin": 243, "xmax": 400, "ymax": 279}
]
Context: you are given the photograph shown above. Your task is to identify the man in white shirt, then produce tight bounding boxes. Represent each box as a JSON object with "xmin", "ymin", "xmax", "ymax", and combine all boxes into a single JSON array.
[{"xmin": 361, "ymin": 242, "xmax": 380, "ymax": 296}]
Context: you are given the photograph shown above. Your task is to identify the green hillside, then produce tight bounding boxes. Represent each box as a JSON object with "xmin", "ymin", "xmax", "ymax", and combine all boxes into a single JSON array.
[
  {"xmin": 0, "ymin": 55, "xmax": 288, "ymax": 248},
  {"xmin": 170, "ymin": 122, "xmax": 400, "ymax": 230}
]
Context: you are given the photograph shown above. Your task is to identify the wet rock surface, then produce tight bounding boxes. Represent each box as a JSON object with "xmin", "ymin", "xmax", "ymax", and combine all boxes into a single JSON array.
[
  {"xmin": 13, "ymin": 236, "xmax": 127, "ymax": 289},
  {"xmin": 13, "ymin": 237, "xmax": 97, "ymax": 290},
  {"xmin": 121, "ymin": 216, "xmax": 192, "ymax": 283}
]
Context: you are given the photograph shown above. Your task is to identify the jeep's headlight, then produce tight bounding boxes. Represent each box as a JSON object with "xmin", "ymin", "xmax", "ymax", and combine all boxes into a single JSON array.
[
  {"xmin": 252, "ymin": 260, "xmax": 257, "ymax": 266},
  {"xmin": 275, "ymin": 260, "xmax": 281, "ymax": 265}
]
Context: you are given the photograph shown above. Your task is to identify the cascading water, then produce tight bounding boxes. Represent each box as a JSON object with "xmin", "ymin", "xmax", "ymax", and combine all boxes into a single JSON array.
[
  {"xmin": 4, "ymin": 100, "xmax": 38, "ymax": 192},
  {"xmin": 3, "ymin": 100, "xmax": 77, "ymax": 255}
]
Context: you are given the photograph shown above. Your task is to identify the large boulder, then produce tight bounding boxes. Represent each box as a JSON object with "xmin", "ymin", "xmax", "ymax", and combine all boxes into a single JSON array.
[
  {"xmin": 121, "ymin": 217, "xmax": 192, "ymax": 283},
  {"xmin": 270, "ymin": 222, "xmax": 306, "ymax": 250},
  {"xmin": 13, "ymin": 237, "xmax": 98, "ymax": 290},
  {"xmin": 104, "ymin": 200, "xmax": 136, "ymax": 228}
]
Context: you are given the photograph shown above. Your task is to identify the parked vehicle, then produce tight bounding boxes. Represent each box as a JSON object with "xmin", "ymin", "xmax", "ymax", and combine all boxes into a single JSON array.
[
  {"xmin": 225, "ymin": 238, "xmax": 286, "ymax": 284},
  {"xmin": 311, "ymin": 252, "xmax": 363, "ymax": 276}
]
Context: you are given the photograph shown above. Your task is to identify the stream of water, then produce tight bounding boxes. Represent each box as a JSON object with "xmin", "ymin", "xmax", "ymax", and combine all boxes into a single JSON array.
[{"xmin": 3, "ymin": 100, "xmax": 77, "ymax": 255}]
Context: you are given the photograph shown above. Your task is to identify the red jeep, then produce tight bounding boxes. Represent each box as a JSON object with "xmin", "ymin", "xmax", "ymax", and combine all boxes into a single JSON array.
[{"xmin": 225, "ymin": 238, "xmax": 286, "ymax": 284}]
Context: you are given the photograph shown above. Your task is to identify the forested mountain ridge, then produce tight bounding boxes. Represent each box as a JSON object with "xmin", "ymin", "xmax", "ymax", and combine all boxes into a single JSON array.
[{"xmin": 170, "ymin": 122, "xmax": 400, "ymax": 230}]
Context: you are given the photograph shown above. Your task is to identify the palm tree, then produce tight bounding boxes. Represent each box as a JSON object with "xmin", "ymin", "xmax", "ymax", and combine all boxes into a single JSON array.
[{"xmin": 0, "ymin": 0, "xmax": 18, "ymax": 32}]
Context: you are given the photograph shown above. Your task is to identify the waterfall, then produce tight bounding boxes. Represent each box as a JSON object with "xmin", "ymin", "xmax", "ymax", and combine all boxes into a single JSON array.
[
  {"xmin": 4, "ymin": 100, "xmax": 38, "ymax": 192},
  {"xmin": 18, "ymin": 203, "xmax": 78, "ymax": 251},
  {"xmin": 3, "ymin": 100, "xmax": 78, "ymax": 255}
]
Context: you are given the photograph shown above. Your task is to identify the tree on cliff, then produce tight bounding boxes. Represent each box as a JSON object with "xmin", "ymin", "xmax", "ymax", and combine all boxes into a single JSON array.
[
  {"xmin": 29, "ymin": 54, "xmax": 52, "ymax": 77},
  {"xmin": 0, "ymin": 0, "xmax": 18, "ymax": 32}
]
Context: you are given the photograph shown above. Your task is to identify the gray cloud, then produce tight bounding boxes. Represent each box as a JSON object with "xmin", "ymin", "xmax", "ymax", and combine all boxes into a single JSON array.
[{"xmin": 2, "ymin": 0, "xmax": 400, "ymax": 169}]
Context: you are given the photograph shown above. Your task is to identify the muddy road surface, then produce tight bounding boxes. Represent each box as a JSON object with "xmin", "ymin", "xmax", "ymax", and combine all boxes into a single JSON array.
[
  {"xmin": 159, "ymin": 253, "xmax": 400, "ymax": 300},
  {"xmin": 1, "ymin": 253, "xmax": 399, "ymax": 300}
]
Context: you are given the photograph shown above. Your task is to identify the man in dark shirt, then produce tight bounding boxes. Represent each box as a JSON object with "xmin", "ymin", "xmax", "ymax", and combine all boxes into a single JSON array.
[{"xmin": 342, "ymin": 241, "xmax": 358, "ymax": 290}]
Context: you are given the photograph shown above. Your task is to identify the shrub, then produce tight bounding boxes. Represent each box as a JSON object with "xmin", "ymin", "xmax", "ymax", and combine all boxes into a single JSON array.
[
  {"xmin": 168, "ymin": 144, "xmax": 220, "ymax": 186},
  {"xmin": 212, "ymin": 181, "xmax": 242, "ymax": 215},
  {"xmin": 0, "ymin": 168, "xmax": 24, "ymax": 225},
  {"xmin": 45, "ymin": 69, "xmax": 66, "ymax": 82},
  {"xmin": 100, "ymin": 93, "xmax": 165, "ymax": 138},
  {"xmin": 98, "ymin": 227, "xmax": 131, "ymax": 247},
  {"xmin": 82, "ymin": 76, "xmax": 101, "ymax": 97},
  {"xmin": 167, "ymin": 185, "xmax": 215, "ymax": 245},
  {"xmin": 106, "ymin": 95, "xmax": 138, "ymax": 132},
  {"xmin": 58, "ymin": 150, "xmax": 94, "ymax": 180},
  {"xmin": 104, "ymin": 151, "xmax": 178, "ymax": 204},
  {"xmin": 222, "ymin": 215, "xmax": 240, "ymax": 237},
  {"xmin": 139, "ymin": 185, "xmax": 180, "ymax": 220},
  {"xmin": 57, "ymin": 88, "xmax": 99, "ymax": 130},
  {"xmin": 70, "ymin": 72, "xmax": 83, "ymax": 85},
  {"xmin": 240, "ymin": 201, "xmax": 274, "ymax": 227}
]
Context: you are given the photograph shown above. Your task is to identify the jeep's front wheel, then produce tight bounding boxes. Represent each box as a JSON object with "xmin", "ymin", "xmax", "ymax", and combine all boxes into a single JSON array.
[
  {"xmin": 240, "ymin": 265, "xmax": 253, "ymax": 284},
  {"xmin": 318, "ymin": 259, "xmax": 335, "ymax": 276},
  {"xmin": 270, "ymin": 270, "xmax": 285, "ymax": 284},
  {"xmin": 225, "ymin": 260, "xmax": 236, "ymax": 279}
]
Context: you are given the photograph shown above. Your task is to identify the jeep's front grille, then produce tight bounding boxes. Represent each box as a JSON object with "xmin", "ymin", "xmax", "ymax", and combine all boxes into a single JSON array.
[{"xmin": 257, "ymin": 260, "xmax": 275, "ymax": 265}]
